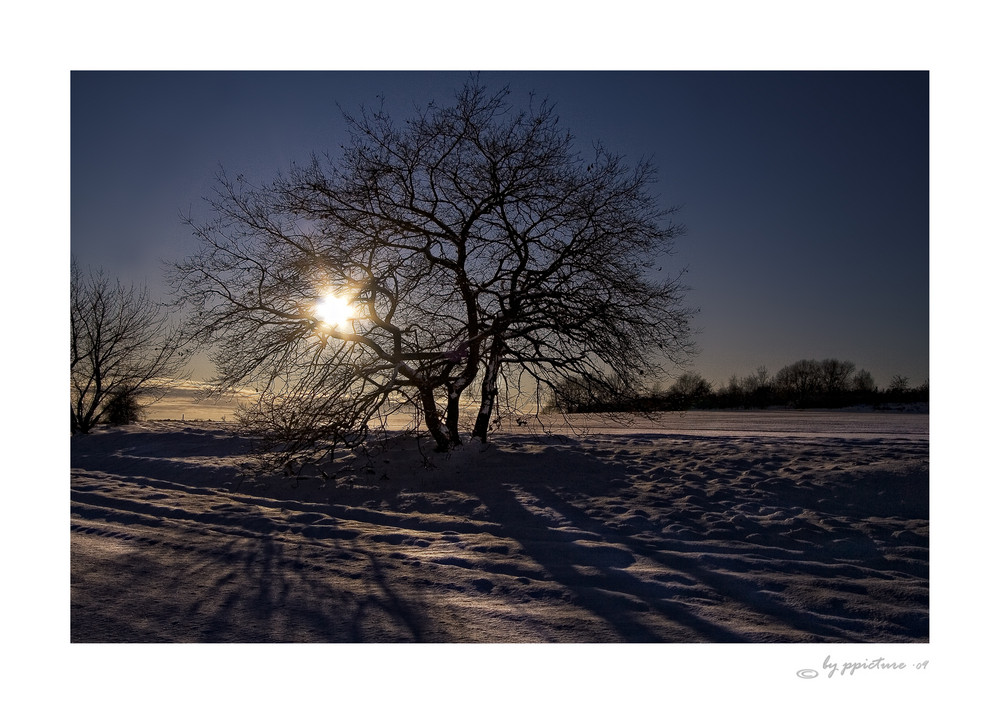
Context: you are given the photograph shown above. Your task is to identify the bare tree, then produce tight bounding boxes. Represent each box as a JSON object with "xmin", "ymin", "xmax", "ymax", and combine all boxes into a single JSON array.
[
  {"xmin": 888, "ymin": 374, "xmax": 910, "ymax": 394},
  {"xmin": 71, "ymin": 261, "xmax": 188, "ymax": 433},
  {"xmin": 665, "ymin": 372, "xmax": 713, "ymax": 410},
  {"xmin": 851, "ymin": 368, "xmax": 876, "ymax": 393},
  {"xmin": 172, "ymin": 79, "xmax": 692, "ymax": 457},
  {"xmin": 818, "ymin": 358, "xmax": 856, "ymax": 393},
  {"xmin": 774, "ymin": 359, "xmax": 823, "ymax": 406}
]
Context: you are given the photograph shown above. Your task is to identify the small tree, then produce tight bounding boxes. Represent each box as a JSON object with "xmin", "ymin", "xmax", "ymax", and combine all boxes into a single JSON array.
[
  {"xmin": 774, "ymin": 359, "xmax": 823, "ymax": 407},
  {"xmin": 739, "ymin": 365, "xmax": 773, "ymax": 408},
  {"xmin": 665, "ymin": 372, "xmax": 713, "ymax": 410},
  {"xmin": 71, "ymin": 261, "xmax": 188, "ymax": 433},
  {"xmin": 818, "ymin": 358, "xmax": 855, "ymax": 394},
  {"xmin": 888, "ymin": 374, "xmax": 910, "ymax": 393},
  {"xmin": 718, "ymin": 374, "xmax": 746, "ymax": 409},
  {"xmin": 851, "ymin": 368, "xmax": 876, "ymax": 394},
  {"xmin": 172, "ymin": 78, "xmax": 693, "ymax": 457}
]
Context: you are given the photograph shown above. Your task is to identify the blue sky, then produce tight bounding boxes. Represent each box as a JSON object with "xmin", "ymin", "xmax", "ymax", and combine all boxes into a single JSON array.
[{"xmin": 71, "ymin": 70, "xmax": 928, "ymax": 388}]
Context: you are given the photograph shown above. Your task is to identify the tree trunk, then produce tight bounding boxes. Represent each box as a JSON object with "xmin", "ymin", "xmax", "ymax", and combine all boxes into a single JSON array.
[
  {"xmin": 445, "ymin": 388, "xmax": 463, "ymax": 446},
  {"xmin": 420, "ymin": 388, "xmax": 452, "ymax": 452},
  {"xmin": 472, "ymin": 395, "xmax": 494, "ymax": 442},
  {"xmin": 472, "ymin": 340, "xmax": 504, "ymax": 441}
]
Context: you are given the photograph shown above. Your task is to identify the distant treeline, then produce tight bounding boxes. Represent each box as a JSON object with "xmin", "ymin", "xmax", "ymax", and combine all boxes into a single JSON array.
[{"xmin": 550, "ymin": 359, "xmax": 929, "ymax": 413}]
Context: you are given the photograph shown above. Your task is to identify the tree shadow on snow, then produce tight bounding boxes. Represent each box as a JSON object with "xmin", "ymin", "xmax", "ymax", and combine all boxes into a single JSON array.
[
  {"xmin": 71, "ymin": 427, "xmax": 928, "ymax": 642},
  {"xmin": 459, "ymin": 435, "xmax": 925, "ymax": 642}
]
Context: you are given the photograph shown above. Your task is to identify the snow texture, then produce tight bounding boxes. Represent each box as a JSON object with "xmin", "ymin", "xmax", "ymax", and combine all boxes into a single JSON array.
[{"xmin": 71, "ymin": 411, "xmax": 928, "ymax": 643}]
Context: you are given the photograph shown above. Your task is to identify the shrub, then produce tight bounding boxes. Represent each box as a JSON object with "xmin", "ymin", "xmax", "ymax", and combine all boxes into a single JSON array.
[{"xmin": 105, "ymin": 391, "xmax": 145, "ymax": 426}]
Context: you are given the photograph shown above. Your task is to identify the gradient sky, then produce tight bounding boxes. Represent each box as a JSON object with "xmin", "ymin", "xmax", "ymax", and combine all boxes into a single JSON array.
[{"xmin": 71, "ymin": 71, "xmax": 928, "ymax": 389}]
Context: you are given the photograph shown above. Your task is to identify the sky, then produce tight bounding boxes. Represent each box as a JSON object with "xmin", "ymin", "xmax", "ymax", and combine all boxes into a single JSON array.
[{"xmin": 71, "ymin": 70, "xmax": 928, "ymax": 390}]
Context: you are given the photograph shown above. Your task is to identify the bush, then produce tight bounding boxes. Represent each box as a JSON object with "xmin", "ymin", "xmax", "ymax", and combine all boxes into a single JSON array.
[{"xmin": 105, "ymin": 391, "xmax": 145, "ymax": 426}]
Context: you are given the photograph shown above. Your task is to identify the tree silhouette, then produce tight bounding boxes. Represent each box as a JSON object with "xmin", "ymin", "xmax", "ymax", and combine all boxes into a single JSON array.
[
  {"xmin": 665, "ymin": 372, "xmax": 713, "ymax": 410},
  {"xmin": 172, "ymin": 79, "xmax": 693, "ymax": 456},
  {"xmin": 71, "ymin": 261, "xmax": 188, "ymax": 433}
]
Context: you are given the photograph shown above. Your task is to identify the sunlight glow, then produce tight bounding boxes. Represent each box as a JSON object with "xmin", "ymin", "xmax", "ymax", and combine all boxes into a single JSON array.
[{"xmin": 314, "ymin": 293, "xmax": 357, "ymax": 329}]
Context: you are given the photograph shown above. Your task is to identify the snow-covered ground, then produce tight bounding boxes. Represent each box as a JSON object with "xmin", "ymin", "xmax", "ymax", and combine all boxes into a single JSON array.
[{"xmin": 71, "ymin": 411, "xmax": 928, "ymax": 643}]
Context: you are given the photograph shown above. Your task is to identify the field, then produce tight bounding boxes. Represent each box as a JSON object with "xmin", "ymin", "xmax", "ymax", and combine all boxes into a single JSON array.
[{"xmin": 70, "ymin": 410, "xmax": 928, "ymax": 643}]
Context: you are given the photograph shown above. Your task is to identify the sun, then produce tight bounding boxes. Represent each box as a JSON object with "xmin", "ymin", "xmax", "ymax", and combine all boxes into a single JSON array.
[{"xmin": 314, "ymin": 294, "xmax": 356, "ymax": 329}]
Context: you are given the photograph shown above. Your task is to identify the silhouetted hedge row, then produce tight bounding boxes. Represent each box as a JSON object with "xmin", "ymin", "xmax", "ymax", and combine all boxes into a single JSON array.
[{"xmin": 550, "ymin": 359, "xmax": 928, "ymax": 412}]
